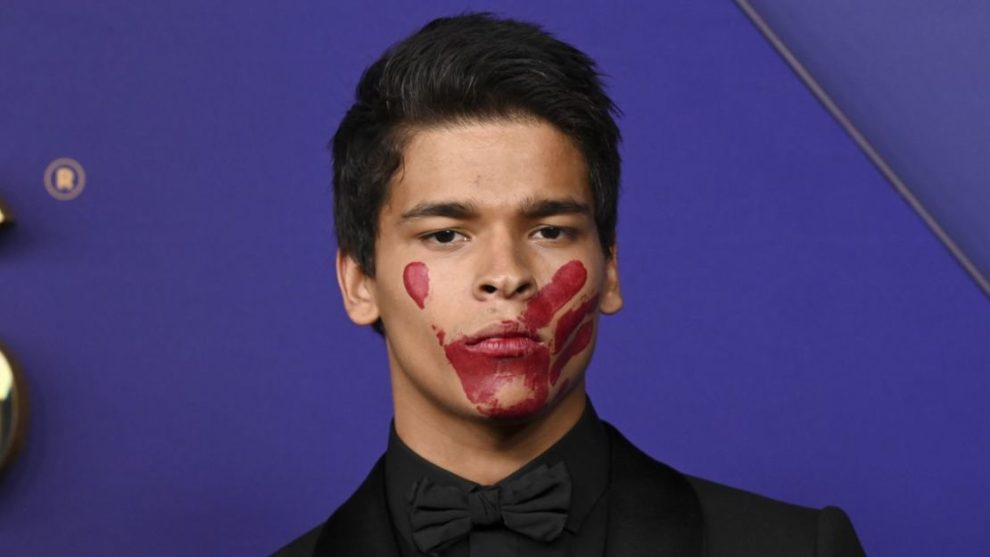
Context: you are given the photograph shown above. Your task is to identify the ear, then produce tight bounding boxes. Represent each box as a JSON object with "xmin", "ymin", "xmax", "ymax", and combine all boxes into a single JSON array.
[
  {"xmin": 599, "ymin": 244, "xmax": 623, "ymax": 315},
  {"xmin": 336, "ymin": 249, "xmax": 381, "ymax": 326}
]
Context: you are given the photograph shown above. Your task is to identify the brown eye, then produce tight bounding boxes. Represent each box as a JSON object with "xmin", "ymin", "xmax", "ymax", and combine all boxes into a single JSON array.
[
  {"xmin": 434, "ymin": 230, "xmax": 456, "ymax": 243},
  {"xmin": 424, "ymin": 230, "xmax": 465, "ymax": 244},
  {"xmin": 535, "ymin": 226, "xmax": 568, "ymax": 240}
]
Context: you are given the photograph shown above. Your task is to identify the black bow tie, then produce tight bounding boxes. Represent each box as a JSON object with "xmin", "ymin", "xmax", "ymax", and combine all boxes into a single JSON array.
[{"xmin": 407, "ymin": 461, "xmax": 572, "ymax": 554}]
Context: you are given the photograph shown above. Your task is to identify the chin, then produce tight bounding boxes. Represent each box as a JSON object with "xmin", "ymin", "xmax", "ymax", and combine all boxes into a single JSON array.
[
  {"xmin": 476, "ymin": 398, "xmax": 547, "ymax": 421},
  {"xmin": 471, "ymin": 378, "xmax": 575, "ymax": 424}
]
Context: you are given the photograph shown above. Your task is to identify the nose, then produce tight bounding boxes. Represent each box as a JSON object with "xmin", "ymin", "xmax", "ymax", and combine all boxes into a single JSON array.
[{"xmin": 474, "ymin": 231, "xmax": 535, "ymax": 301}]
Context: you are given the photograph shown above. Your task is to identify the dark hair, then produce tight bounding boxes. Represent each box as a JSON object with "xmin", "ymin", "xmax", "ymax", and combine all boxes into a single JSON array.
[{"xmin": 331, "ymin": 12, "xmax": 621, "ymax": 333}]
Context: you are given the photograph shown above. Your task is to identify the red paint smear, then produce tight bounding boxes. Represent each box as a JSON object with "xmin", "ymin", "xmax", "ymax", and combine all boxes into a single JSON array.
[
  {"xmin": 434, "ymin": 260, "xmax": 593, "ymax": 419},
  {"xmin": 403, "ymin": 262, "xmax": 429, "ymax": 309},
  {"xmin": 444, "ymin": 340, "xmax": 550, "ymax": 419},
  {"xmin": 553, "ymin": 294, "xmax": 600, "ymax": 354},
  {"xmin": 550, "ymin": 320, "xmax": 594, "ymax": 385},
  {"xmin": 432, "ymin": 325, "xmax": 445, "ymax": 345},
  {"xmin": 520, "ymin": 261, "xmax": 587, "ymax": 330}
]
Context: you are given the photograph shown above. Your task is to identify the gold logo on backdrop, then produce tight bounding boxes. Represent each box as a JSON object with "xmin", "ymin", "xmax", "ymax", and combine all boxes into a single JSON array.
[
  {"xmin": 44, "ymin": 158, "xmax": 86, "ymax": 201},
  {"xmin": 0, "ymin": 198, "xmax": 12, "ymax": 228},
  {"xmin": 0, "ymin": 342, "xmax": 29, "ymax": 477}
]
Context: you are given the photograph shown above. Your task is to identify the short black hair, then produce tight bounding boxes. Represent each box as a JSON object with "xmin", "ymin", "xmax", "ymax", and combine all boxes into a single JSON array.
[{"xmin": 331, "ymin": 12, "xmax": 621, "ymax": 333}]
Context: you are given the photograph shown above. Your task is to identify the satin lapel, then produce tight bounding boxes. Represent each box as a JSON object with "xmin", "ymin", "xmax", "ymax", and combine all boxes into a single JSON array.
[
  {"xmin": 312, "ymin": 456, "xmax": 402, "ymax": 556},
  {"xmin": 603, "ymin": 423, "xmax": 706, "ymax": 557}
]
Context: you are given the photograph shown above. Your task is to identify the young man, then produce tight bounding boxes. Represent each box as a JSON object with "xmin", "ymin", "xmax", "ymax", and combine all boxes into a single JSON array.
[{"xmin": 275, "ymin": 13, "xmax": 866, "ymax": 557}]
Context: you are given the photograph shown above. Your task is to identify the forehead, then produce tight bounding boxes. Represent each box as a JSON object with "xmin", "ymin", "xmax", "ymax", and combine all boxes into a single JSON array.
[{"xmin": 385, "ymin": 119, "xmax": 591, "ymax": 213}]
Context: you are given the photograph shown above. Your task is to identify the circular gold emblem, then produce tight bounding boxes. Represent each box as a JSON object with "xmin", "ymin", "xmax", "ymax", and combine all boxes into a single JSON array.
[{"xmin": 44, "ymin": 157, "xmax": 86, "ymax": 201}]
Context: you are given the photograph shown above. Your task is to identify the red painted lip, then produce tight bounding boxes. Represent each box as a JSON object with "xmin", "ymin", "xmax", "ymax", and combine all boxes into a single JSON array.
[
  {"xmin": 464, "ymin": 323, "xmax": 541, "ymax": 345},
  {"xmin": 465, "ymin": 336, "xmax": 541, "ymax": 357},
  {"xmin": 462, "ymin": 323, "xmax": 542, "ymax": 356}
]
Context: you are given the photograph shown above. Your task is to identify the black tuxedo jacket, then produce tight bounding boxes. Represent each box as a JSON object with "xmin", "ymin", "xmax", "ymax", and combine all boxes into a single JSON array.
[{"xmin": 273, "ymin": 422, "xmax": 866, "ymax": 556}]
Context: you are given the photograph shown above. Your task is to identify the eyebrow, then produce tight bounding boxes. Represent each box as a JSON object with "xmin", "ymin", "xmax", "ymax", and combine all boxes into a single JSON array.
[
  {"xmin": 520, "ymin": 198, "xmax": 591, "ymax": 220},
  {"xmin": 400, "ymin": 201, "xmax": 479, "ymax": 221},
  {"xmin": 399, "ymin": 197, "xmax": 591, "ymax": 222}
]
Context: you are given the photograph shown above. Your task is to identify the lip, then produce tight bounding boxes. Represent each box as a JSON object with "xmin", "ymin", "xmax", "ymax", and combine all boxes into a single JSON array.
[{"xmin": 462, "ymin": 322, "xmax": 542, "ymax": 356}]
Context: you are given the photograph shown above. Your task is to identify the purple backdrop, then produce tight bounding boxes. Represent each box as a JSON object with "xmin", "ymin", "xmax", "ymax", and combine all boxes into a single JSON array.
[{"xmin": 1, "ymin": 1, "xmax": 988, "ymax": 556}]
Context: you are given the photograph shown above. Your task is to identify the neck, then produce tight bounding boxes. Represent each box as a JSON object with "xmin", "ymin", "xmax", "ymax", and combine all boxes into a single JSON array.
[{"xmin": 391, "ymin": 371, "xmax": 587, "ymax": 486}]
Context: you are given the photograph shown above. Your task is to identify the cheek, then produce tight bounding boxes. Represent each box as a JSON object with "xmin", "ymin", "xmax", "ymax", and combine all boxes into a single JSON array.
[
  {"xmin": 402, "ymin": 262, "xmax": 430, "ymax": 309},
  {"xmin": 520, "ymin": 260, "xmax": 588, "ymax": 330},
  {"xmin": 550, "ymin": 320, "xmax": 594, "ymax": 385},
  {"xmin": 548, "ymin": 292, "xmax": 600, "ymax": 384},
  {"xmin": 553, "ymin": 294, "xmax": 600, "ymax": 351}
]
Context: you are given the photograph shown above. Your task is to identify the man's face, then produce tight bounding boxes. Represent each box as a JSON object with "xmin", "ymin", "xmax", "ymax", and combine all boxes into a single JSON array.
[{"xmin": 338, "ymin": 119, "xmax": 622, "ymax": 423}]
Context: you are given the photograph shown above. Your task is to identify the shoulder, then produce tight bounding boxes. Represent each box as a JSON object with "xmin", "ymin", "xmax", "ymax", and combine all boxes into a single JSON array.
[
  {"xmin": 269, "ymin": 457, "xmax": 396, "ymax": 557},
  {"xmin": 604, "ymin": 422, "xmax": 864, "ymax": 556},
  {"xmin": 686, "ymin": 475, "xmax": 866, "ymax": 557},
  {"xmin": 269, "ymin": 524, "xmax": 321, "ymax": 557}
]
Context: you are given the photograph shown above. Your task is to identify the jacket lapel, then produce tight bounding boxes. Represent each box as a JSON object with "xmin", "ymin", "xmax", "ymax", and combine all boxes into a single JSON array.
[
  {"xmin": 603, "ymin": 422, "xmax": 706, "ymax": 557},
  {"xmin": 312, "ymin": 456, "xmax": 402, "ymax": 556}
]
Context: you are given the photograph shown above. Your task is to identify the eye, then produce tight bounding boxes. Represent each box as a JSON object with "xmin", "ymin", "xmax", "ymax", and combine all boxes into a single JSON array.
[
  {"xmin": 422, "ymin": 229, "xmax": 467, "ymax": 245},
  {"xmin": 533, "ymin": 226, "xmax": 571, "ymax": 240}
]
